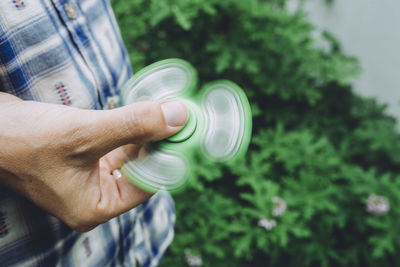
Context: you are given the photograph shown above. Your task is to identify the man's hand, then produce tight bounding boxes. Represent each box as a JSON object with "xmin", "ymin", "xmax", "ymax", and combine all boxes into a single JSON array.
[{"xmin": 0, "ymin": 92, "xmax": 188, "ymax": 232}]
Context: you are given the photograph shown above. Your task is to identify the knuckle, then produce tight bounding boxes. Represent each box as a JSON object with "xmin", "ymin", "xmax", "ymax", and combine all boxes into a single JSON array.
[
  {"xmin": 70, "ymin": 223, "xmax": 95, "ymax": 233},
  {"xmin": 123, "ymin": 103, "xmax": 161, "ymax": 141},
  {"xmin": 53, "ymin": 112, "xmax": 98, "ymax": 158},
  {"xmin": 61, "ymin": 126, "xmax": 91, "ymax": 154},
  {"xmin": 128, "ymin": 109, "xmax": 146, "ymax": 137},
  {"xmin": 65, "ymin": 215, "xmax": 93, "ymax": 233},
  {"xmin": 64, "ymin": 204, "xmax": 107, "ymax": 233}
]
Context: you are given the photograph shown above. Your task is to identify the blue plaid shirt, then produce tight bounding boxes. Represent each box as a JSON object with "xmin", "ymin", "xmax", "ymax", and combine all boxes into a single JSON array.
[{"xmin": 0, "ymin": 1, "xmax": 175, "ymax": 266}]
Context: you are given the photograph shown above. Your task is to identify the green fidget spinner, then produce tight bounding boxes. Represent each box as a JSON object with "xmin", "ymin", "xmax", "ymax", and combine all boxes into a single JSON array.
[{"xmin": 119, "ymin": 59, "xmax": 252, "ymax": 193}]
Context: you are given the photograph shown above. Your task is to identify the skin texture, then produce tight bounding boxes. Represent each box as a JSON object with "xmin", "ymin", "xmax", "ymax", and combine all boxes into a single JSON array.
[{"xmin": 0, "ymin": 92, "xmax": 188, "ymax": 232}]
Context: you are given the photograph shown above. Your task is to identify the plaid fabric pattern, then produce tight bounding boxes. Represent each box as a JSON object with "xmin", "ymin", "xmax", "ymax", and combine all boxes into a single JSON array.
[
  {"xmin": 0, "ymin": 1, "xmax": 175, "ymax": 266},
  {"xmin": 0, "ymin": 189, "xmax": 175, "ymax": 267},
  {"xmin": 0, "ymin": 0, "xmax": 132, "ymax": 109}
]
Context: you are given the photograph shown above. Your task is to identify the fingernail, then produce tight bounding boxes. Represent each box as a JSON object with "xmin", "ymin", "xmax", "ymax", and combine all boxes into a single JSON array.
[{"xmin": 161, "ymin": 101, "xmax": 188, "ymax": 127}]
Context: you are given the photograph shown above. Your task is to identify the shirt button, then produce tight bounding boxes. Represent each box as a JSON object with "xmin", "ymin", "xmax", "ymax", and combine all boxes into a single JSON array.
[
  {"xmin": 65, "ymin": 3, "xmax": 78, "ymax": 19},
  {"xmin": 108, "ymin": 99, "xmax": 116, "ymax": 109},
  {"xmin": 107, "ymin": 96, "xmax": 120, "ymax": 109}
]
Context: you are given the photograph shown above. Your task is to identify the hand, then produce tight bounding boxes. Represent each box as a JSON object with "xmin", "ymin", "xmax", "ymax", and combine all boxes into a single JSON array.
[{"xmin": 0, "ymin": 93, "xmax": 188, "ymax": 232}]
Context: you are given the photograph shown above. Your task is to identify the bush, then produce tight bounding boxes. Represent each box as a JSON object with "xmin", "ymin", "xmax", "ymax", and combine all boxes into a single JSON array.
[{"xmin": 111, "ymin": 0, "xmax": 400, "ymax": 266}]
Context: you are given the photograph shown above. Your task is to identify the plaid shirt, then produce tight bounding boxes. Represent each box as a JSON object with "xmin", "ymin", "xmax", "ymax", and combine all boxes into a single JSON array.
[{"xmin": 0, "ymin": 0, "xmax": 175, "ymax": 266}]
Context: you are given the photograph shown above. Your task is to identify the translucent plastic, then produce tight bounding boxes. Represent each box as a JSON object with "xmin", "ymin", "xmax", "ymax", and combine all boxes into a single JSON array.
[{"xmin": 119, "ymin": 59, "xmax": 252, "ymax": 193}]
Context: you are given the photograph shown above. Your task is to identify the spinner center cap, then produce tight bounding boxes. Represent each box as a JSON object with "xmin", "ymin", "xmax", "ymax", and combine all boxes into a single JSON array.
[{"xmin": 167, "ymin": 105, "xmax": 198, "ymax": 143}]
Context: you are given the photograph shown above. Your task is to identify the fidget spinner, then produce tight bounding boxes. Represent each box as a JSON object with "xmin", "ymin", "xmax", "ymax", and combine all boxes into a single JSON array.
[{"xmin": 119, "ymin": 59, "xmax": 252, "ymax": 192}]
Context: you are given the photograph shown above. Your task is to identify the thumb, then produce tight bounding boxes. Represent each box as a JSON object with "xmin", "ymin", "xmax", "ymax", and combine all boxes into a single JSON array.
[{"xmin": 77, "ymin": 100, "xmax": 188, "ymax": 158}]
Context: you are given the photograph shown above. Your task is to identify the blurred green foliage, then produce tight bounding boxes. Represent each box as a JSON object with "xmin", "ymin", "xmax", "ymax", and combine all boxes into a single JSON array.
[{"xmin": 111, "ymin": 0, "xmax": 400, "ymax": 266}]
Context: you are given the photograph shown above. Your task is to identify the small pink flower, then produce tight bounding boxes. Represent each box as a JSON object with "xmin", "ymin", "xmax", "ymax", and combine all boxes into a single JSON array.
[
  {"xmin": 258, "ymin": 218, "xmax": 277, "ymax": 231},
  {"xmin": 366, "ymin": 194, "xmax": 390, "ymax": 214},
  {"xmin": 184, "ymin": 249, "xmax": 203, "ymax": 266},
  {"xmin": 272, "ymin": 196, "xmax": 287, "ymax": 217}
]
